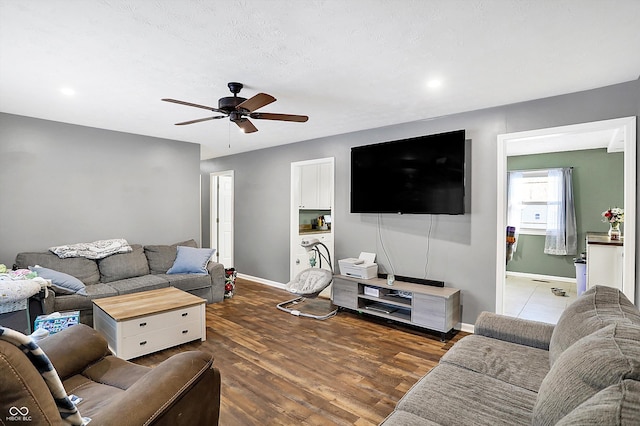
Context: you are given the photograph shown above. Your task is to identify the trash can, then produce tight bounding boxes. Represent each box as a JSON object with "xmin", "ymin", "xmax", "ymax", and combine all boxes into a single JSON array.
[{"xmin": 574, "ymin": 257, "xmax": 587, "ymax": 296}]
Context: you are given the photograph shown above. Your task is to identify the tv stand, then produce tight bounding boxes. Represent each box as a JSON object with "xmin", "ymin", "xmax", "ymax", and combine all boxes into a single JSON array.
[{"xmin": 332, "ymin": 275, "xmax": 461, "ymax": 341}]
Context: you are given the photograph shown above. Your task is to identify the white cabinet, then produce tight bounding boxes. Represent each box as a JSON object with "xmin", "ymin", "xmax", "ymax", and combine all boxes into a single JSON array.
[
  {"xmin": 291, "ymin": 158, "xmax": 335, "ymax": 284},
  {"xmin": 586, "ymin": 234, "xmax": 624, "ymax": 291},
  {"xmin": 299, "ymin": 162, "xmax": 332, "ymax": 209},
  {"xmin": 292, "ymin": 233, "xmax": 333, "ymax": 278}
]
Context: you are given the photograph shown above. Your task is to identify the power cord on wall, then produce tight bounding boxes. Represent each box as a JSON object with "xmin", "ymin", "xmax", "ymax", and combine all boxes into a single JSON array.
[
  {"xmin": 377, "ymin": 214, "xmax": 395, "ymax": 276},
  {"xmin": 423, "ymin": 214, "xmax": 433, "ymax": 279}
]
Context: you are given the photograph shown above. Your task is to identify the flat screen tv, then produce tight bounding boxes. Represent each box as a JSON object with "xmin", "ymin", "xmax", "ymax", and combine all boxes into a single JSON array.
[{"xmin": 350, "ymin": 129, "xmax": 466, "ymax": 214}]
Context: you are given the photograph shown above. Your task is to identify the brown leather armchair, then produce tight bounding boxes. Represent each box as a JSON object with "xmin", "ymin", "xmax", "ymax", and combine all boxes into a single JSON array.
[{"xmin": 0, "ymin": 324, "xmax": 220, "ymax": 425}]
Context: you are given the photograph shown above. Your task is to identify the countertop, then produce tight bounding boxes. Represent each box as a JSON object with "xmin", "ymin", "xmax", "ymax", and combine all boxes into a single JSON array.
[
  {"xmin": 586, "ymin": 232, "xmax": 623, "ymax": 247},
  {"xmin": 300, "ymin": 229, "xmax": 331, "ymax": 235}
]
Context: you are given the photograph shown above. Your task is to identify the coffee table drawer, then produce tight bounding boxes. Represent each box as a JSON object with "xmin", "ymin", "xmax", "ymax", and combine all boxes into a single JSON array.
[
  {"xmin": 120, "ymin": 320, "xmax": 203, "ymax": 360},
  {"xmin": 121, "ymin": 305, "xmax": 201, "ymax": 337}
]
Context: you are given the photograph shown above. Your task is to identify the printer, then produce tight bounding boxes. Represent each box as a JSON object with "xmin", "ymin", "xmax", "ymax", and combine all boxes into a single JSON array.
[{"xmin": 338, "ymin": 252, "xmax": 378, "ymax": 280}]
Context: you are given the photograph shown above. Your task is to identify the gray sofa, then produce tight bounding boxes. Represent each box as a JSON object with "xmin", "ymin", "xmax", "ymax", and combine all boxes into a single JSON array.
[
  {"xmin": 381, "ymin": 285, "xmax": 640, "ymax": 425},
  {"xmin": 15, "ymin": 239, "xmax": 226, "ymax": 326}
]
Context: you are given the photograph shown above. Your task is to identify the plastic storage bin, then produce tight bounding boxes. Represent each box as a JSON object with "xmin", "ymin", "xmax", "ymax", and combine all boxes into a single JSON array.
[{"xmin": 574, "ymin": 258, "xmax": 587, "ymax": 296}]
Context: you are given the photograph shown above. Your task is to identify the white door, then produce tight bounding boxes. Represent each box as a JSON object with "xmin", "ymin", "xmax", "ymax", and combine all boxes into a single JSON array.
[{"xmin": 211, "ymin": 171, "xmax": 234, "ymax": 268}]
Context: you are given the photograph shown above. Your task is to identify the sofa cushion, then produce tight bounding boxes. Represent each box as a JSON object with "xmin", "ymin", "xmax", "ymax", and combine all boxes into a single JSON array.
[
  {"xmin": 98, "ymin": 244, "xmax": 150, "ymax": 283},
  {"xmin": 105, "ymin": 275, "xmax": 169, "ymax": 295},
  {"xmin": 555, "ymin": 380, "xmax": 640, "ymax": 425},
  {"xmin": 395, "ymin": 363, "xmax": 536, "ymax": 426},
  {"xmin": 29, "ymin": 265, "xmax": 87, "ymax": 296},
  {"xmin": 440, "ymin": 334, "xmax": 550, "ymax": 392},
  {"xmin": 381, "ymin": 410, "xmax": 442, "ymax": 425},
  {"xmin": 144, "ymin": 239, "xmax": 198, "ymax": 274},
  {"xmin": 533, "ymin": 323, "xmax": 640, "ymax": 426},
  {"xmin": 53, "ymin": 284, "xmax": 119, "ymax": 311},
  {"xmin": 549, "ymin": 285, "xmax": 640, "ymax": 366},
  {"xmin": 167, "ymin": 246, "xmax": 215, "ymax": 275},
  {"xmin": 164, "ymin": 273, "xmax": 212, "ymax": 292},
  {"xmin": 16, "ymin": 251, "xmax": 101, "ymax": 285}
]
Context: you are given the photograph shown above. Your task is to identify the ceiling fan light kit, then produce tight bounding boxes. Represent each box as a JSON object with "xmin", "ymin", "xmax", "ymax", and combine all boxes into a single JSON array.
[{"xmin": 162, "ymin": 82, "xmax": 308, "ymax": 133}]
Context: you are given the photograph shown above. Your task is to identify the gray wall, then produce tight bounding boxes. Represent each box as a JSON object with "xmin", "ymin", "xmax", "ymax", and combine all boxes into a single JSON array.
[
  {"xmin": 201, "ymin": 79, "xmax": 640, "ymax": 324},
  {"xmin": 0, "ymin": 113, "xmax": 202, "ymax": 265},
  {"xmin": 507, "ymin": 149, "xmax": 624, "ymax": 278}
]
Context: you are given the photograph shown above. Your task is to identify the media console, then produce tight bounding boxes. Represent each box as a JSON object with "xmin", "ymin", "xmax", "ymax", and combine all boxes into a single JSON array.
[{"xmin": 332, "ymin": 275, "xmax": 461, "ymax": 341}]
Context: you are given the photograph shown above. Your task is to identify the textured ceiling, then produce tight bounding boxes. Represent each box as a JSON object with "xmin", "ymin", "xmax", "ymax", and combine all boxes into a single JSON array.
[{"xmin": 1, "ymin": 0, "xmax": 639, "ymax": 159}]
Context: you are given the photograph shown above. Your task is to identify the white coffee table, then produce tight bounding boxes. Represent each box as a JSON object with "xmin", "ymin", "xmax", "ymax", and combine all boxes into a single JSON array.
[{"xmin": 93, "ymin": 287, "xmax": 206, "ymax": 360}]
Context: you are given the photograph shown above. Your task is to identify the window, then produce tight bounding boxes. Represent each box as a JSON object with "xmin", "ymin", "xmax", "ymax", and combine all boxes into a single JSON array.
[
  {"xmin": 507, "ymin": 167, "xmax": 577, "ymax": 256},
  {"xmin": 509, "ymin": 170, "xmax": 551, "ymax": 235}
]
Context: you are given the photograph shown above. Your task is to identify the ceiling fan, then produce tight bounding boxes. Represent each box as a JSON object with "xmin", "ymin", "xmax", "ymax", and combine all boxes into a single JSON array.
[{"xmin": 162, "ymin": 82, "xmax": 308, "ymax": 133}]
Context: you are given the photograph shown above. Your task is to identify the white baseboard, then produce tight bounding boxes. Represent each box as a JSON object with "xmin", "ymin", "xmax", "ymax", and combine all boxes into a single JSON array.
[
  {"xmin": 506, "ymin": 271, "xmax": 576, "ymax": 284},
  {"xmin": 237, "ymin": 273, "xmax": 286, "ymax": 290},
  {"xmin": 459, "ymin": 322, "xmax": 474, "ymax": 334}
]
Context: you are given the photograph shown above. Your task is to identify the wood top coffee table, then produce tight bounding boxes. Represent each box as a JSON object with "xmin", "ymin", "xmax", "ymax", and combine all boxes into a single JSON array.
[{"xmin": 93, "ymin": 287, "xmax": 206, "ymax": 360}]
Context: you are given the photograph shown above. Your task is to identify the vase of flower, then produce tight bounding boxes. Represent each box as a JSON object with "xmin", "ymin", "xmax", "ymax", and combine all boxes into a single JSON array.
[
  {"xmin": 608, "ymin": 221, "xmax": 621, "ymax": 240},
  {"xmin": 602, "ymin": 207, "xmax": 624, "ymax": 241}
]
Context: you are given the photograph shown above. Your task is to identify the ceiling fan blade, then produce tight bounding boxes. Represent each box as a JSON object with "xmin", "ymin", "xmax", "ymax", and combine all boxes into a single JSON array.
[
  {"xmin": 236, "ymin": 93, "xmax": 276, "ymax": 112},
  {"xmin": 250, "ymin": 112, "xmax": 309, "ymax": 123},
  {"xmin": 175, "ymin": 116, "xmax": 226, "ymax": 126},
  {"xmin": 234, "ymin": 118, "xmax": 258, "ymax": 133},
  {"xmin": 162, "ymin": 98, "xmax": 226, "ymax": 114}
]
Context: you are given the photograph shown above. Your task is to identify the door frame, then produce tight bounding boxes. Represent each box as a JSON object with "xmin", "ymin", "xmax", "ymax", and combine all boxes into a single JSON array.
[
  {"xmin": 210, "ymin": 170, "xmax": 234, "ymax": 268},
  {"xmin": 496, "ymin": 116, "xmax": 636, "ymax": 312},
  {"xmin": 290, "ymin": 157, "xmax": 335, "ymax": 280}
]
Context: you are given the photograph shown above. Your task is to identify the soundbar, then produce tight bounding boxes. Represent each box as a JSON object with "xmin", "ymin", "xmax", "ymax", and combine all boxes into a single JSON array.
[{"xmin": 377, "ymin": 273, "xmax": 444, "ymax": 288}]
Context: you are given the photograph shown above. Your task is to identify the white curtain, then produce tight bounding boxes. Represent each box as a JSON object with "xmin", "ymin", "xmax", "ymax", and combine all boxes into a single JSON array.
[
  {"xmin": 507, "ymin": 171, "xmax": 524, "ymax": 254},
  {"xmin": 544, "ymin": 168, "xmax": 577, "ymax": 255}
]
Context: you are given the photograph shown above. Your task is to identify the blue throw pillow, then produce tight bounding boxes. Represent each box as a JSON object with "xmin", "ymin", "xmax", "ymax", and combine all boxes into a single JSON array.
[
  {"xmin": 167, "ymin": 246, "xmax": 216, "ymax": 275},
  {"xmin": 29, "ymin": 265, "xmax": 87, "ymax": 296}
]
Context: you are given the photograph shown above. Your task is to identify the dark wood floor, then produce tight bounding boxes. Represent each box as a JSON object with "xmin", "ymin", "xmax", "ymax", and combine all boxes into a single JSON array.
[{"xmin": 133, "ymin": 278, "xmax": 467, "ymax": 425}]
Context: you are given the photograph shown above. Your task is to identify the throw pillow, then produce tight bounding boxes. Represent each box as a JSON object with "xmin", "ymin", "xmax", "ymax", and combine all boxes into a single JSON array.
[
  {"xmin": 29, "ymin": 266, "xmax": 87, "ymax": 296},
  {"xmin": 144, "ymin": 239, "xmax": 198, "ymax": 274},
  {"xmin": 555, "ymin": 381, "xmax": 640, "ymax": 425},
  {"xmin": 167, "ymin": 246, "xmax": 216, "ymax": 275},
  {"xmin": 533, "ymin": 322, "xmax": 640, "ymax": 426},
  {"xmin": 549, "ymin": 285, "xmax": 640, "ymax": 366}
]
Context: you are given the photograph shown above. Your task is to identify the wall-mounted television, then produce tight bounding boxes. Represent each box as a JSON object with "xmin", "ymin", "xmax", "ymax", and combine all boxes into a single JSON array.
[{"xmin": 350, "ymin": 130, "xmax": 466, "ymax": 214}]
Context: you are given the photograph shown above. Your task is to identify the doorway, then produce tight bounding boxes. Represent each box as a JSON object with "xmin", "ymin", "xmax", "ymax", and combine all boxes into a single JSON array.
[
  {"xmin": 290, "ymin": 158, "xmax": 335, "ymax": 296},
  {"xmin": 496, "ymin": 117, "xmax": 637, "ymax": 318},
  {"xmin": 210, "ymin": 170, "xmax": 234, "ymax": 268}
]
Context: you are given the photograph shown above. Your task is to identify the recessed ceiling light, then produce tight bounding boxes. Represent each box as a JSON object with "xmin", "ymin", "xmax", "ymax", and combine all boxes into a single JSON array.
[
  {"xmin": 60, "ymin": 87, "xmax": 76, "ymax": 96},
  {"xmin": 426, "ymin": 79, "xmax": 442, "ymax": 89}
]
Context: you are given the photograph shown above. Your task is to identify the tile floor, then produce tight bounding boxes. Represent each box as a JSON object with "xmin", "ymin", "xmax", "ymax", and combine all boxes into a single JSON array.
[{"xmin": 504, "ymin": 275, "xmax": 577, "ymax": 324}]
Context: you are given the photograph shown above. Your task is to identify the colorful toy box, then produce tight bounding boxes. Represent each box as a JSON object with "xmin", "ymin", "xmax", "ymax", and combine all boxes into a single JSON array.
[{"xmin": 34, "ymin": 311, "xmax": 80, "ymax": 334}]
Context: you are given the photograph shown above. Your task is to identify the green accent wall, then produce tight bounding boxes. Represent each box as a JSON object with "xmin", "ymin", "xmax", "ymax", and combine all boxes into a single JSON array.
[{"xmin": 507, "ymin": 148, "xmax": 624, "ymax": 278}]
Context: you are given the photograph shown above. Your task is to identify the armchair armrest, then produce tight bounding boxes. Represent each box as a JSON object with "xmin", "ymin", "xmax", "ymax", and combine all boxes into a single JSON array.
[
  {"xmin": 39, "ymin": 324, "xmax": 111, "ymax": 379},
  {"xmin": 474, "ymin": 311, "xmax": 555, "ymax": 350},
  {"xmin": 89, "ymin": 351, "xmax": 221, "ymax": 425}
]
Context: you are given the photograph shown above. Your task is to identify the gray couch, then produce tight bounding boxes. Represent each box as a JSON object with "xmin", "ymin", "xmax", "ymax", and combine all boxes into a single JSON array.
[
  {"xmin": 15, "ymin": 239, "xmax": 226, "ymax": 326},
  {"xmin": 381, "ymin": 285, "xmax": 640, "ymax": 425}
]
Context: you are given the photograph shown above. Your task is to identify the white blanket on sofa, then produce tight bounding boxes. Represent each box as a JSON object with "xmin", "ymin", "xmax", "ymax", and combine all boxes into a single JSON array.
[{"xmin": 49, "ymin": 239, "xmax": 132, "ymax": 259}]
